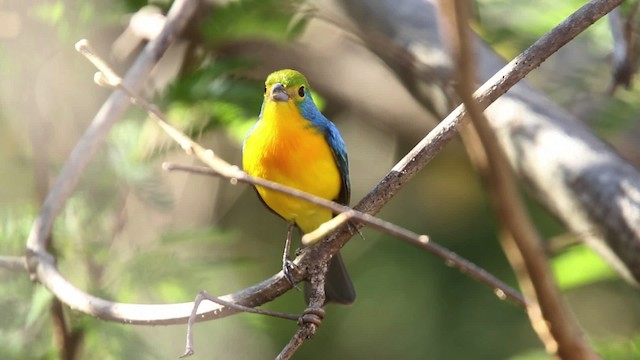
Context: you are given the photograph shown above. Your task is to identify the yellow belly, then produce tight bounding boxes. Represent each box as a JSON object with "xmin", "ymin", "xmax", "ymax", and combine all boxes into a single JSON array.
[{"xmin": 243, "ymin": 102, "xmax": 341, "ymax": 233}]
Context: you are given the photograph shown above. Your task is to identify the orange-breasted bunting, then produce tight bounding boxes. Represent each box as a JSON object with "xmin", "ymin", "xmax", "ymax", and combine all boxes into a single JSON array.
[{"xmin": 242, "ymin": 69, "xmax": 355, "ymax": 305}]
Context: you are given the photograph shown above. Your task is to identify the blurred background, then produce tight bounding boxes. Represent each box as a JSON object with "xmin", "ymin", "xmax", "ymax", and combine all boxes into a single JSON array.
[{"xmin": 1, "ymin": 0, "xmax": 640, "ymax": 359}]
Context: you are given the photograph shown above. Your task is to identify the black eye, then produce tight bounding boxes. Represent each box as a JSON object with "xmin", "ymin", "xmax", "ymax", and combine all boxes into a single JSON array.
[
  {"xmin": 264, "ymin": 86, "xmax": 267, "ymax": 94},
  {"xmin": 298, "ymin": 86, "xmax": 305, "ymax": 97}
]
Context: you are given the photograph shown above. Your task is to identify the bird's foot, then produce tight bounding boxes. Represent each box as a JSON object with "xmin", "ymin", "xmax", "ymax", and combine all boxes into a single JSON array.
[{"xmin": 283, "ymin": 257, "xmax": 299, "ymax": 290}]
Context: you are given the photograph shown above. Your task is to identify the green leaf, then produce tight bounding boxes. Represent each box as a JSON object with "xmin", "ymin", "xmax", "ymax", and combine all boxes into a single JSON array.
[
  {"xmin": 551, "ymin": 244, "xmax": 617, "ymax": 290},
  {"xmin": 163, "ymin": 59, "xmax": 263, "ymax": 142},
  {"xmin": 597, "ymin": 334, "xmax": 640, "ymax": 360},
  {"xmin": 201, "ymin": 0, "xmax": 302, "ymax": 44}
]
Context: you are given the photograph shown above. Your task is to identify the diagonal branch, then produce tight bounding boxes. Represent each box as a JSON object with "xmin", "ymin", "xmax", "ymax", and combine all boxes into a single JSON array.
[
  {"xmin": 348, "ymin": 0, "xmax": 624, "ymax": 219},
  {"xmin": 312, "ymin": 1, "xmax": 625, "ymax": 305},
  {"xmin": 340, "ymin": 0, "xmax": 640, "ymax": 285}
]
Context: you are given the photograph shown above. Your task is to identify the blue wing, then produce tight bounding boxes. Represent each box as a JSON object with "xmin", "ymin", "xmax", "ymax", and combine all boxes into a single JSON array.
[{"xmin": 299, "ymin": 93, "xmax": 351, "ymax": 206}]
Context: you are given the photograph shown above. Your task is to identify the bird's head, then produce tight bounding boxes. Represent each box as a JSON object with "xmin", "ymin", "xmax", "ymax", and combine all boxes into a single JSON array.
[{"xmin": 264, "ymin": 69, "xmax": 311, "ymax": 104}]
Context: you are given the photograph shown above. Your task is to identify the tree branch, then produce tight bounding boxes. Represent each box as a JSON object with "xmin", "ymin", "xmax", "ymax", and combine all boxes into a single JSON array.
[
  {"xmin": 342, "ymin": 0, "xmax": 624, "ymax": 218},
  {"xmin": 442, "ymin": 1, "xmax": 598, "ymax": 358}
]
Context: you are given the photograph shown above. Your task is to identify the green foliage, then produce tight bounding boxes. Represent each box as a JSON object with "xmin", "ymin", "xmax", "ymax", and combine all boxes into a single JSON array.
[
  {"xmin": 0, "ymin": 207, "xmax": 56, "ymax": 359},
  {"xmin": 477, "ymin": 0, "xmax": 611, "ymax": 58},
  {"xmin": 115, "ymin": 227, "xmax": 256, "ymax": 302},
  {"xmin": 551, "ymin": 244, "xmax": 617, "ymax": 290},
  {"xmin": 29, "ymin": 0, "xmax": 120, "ymax": 42},
  {"xmin": 164, "ymin": 60, "xmax": 262, "ymax": 143},
  {"xmin": 597, "ymin": 334, "xmax": 640, "ymax": 360},
  {"xmin": 201, "ymin": 0, "xmax": 305, "ymax": 44},
  {"xmin": 108, "ymin": 119, "xmax": 174, "ymax": 210}
]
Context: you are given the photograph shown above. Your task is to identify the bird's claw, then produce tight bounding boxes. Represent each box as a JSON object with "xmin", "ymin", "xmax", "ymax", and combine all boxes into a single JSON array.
[{"xmin": 283, "ymin": 258, "xmax": 299, "ymax": 290}]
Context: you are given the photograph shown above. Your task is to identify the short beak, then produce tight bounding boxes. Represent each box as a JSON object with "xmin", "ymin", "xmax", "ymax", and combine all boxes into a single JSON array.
[{"xmin": 269, "ymin": 83, "xmax": 289, "ymax": 102}]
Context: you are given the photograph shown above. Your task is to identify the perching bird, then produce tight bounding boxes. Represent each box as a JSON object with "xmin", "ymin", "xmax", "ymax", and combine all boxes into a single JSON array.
[{"xmin": 242, "ymin": 69, "xmax": 355, "ymax": 305}]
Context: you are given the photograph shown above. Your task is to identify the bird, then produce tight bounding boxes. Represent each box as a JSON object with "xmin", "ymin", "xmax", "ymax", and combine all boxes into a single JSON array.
[{"xmin": 242, "ymin": 69, "xmax": 356, "ymax": 305}]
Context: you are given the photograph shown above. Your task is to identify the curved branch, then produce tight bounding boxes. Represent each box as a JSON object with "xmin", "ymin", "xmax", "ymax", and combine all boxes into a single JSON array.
[
  {"xmin": 22, "ymin": 0, "xmax": 201, "ymax": 320},
  {"xmin": 25, "ymin": 0, "xmax": 199, "ymax": 258}
]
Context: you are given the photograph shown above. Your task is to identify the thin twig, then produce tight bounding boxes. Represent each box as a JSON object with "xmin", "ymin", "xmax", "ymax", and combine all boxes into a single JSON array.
[
  {"xmin": 181, "ymin": 290, "xmax": 299, "ymax": 358},
  {"xmin": 442, "ymin": 1, "xmax": 599, "ymax": 358}
]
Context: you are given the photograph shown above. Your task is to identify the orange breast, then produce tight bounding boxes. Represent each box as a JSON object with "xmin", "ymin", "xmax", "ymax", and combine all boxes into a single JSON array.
[{"xmin": 243, "ymin": 100, "xmax": 341, "ymax": 233}]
